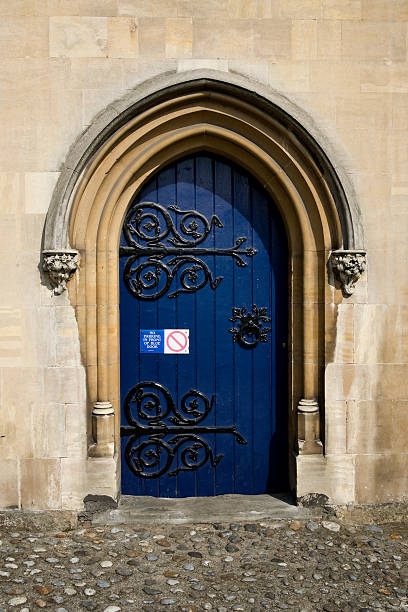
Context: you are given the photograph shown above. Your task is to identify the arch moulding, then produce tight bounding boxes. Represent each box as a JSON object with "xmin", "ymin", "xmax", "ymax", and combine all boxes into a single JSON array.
[{"xmin": 42, "ymin": 70, "xmax": 366, "ymax": 501}]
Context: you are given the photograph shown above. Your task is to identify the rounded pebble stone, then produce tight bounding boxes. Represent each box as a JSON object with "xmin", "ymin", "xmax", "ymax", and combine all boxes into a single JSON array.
[
  {"xmin": 9, "ymin": 597, "xmax": 28, "ymax": 607},
  {"xmin": 116, "ymin": 567, "xmax": 133, "ymax": 576},
  {"xmin": 0, "ymin": 516, "xmax": 405, "ymax": 611},
  {"xmin": 322, "ymin": 521, "xmax": 341, "ymax": 532},
  {"xmin": 84, "ymin": 588, "xmax": 96, "ymax": 596},
  {"xmin": 64, "ymin": 587, "xmax": 77, "ymax": 595}
]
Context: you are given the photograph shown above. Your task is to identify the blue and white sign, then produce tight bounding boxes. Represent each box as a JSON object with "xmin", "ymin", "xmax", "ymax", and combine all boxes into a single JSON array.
[
  {"xmin": 140, "ymin": 329, "xmax": 164, "ymax": 353},
  {"xmin": 140, "ymin": 329, "xmax": 189, "ymax": 354}
]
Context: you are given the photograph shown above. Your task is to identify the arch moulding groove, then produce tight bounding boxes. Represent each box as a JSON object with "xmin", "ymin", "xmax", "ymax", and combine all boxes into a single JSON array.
[{"xmin": 42, "ymin": 71, "xmax": 366, "ymax": 501}]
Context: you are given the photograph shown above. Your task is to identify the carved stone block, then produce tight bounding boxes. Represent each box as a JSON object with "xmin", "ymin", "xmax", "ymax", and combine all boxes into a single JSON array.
[
  {"xmin": 42, "ymin": 249, "xmax": 79, "ymax": 295},
  {"xmin": 89, "ymin": 401, "xmax": 115, "ymax": 458},
  {"xmin": 330, "ymin": 250, "xmax": 367, "ymax": 297},
  {"xmin": 297, "ymin": 398, "xmax": 323, "ymax": 455}
]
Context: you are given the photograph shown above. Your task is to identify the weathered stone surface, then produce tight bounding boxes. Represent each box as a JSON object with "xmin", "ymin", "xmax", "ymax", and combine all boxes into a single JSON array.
[
  {"xmin": 24, "ymin": 172, "xmax": 60, "ymax": 215},
  {"xmin": 0, "ymin": 0, "xmax": 407, "ymax": 514},
  {"xmin": 0, "ymin": 460, "xmax": 19, "ymax": 508},
  {"xmin": 322, "ymin": 0, "xmax": 362, "ymax": 20},
  {"xmin": 49, "ymin": 16, "xmax": 108, "ymax": 58},
  {"xmin": 20, "ymin": 458, "xmax": 61, "ymax": 510},
  {"xmin": 108, "ymin": 17, "xmax": 138, "ymax": 58},
  {"xmin": 355, "ymin": 454, "xmax": 408, "ymax": 503},
  {"xmin": 166, "ymin": 17, "xmax": 192, "ymax": 58},
  {"xmin": 0, "ymin": 16, "xmax": 48, "ymax": 58}
]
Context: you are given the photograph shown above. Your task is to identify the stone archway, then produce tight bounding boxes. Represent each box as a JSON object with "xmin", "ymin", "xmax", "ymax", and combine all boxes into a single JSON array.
[{"xmin": 42, "ymin": 71, "xmax": 366, "ymax": 502}]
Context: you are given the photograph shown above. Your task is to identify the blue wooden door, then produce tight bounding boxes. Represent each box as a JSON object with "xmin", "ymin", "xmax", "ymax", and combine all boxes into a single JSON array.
[{"xmin": 119, "ymin": 154, "xmax": 288, "ymax": 497}]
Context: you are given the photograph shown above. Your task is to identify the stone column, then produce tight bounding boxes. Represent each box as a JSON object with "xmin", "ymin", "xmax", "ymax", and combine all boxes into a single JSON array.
[
  {"xmin": 89, "ymin": 401, "xmax": 115, "ymax": 458},
  {"xmin": 297, "ymin": 248, "xmax": 323, "ymax": 455},
  {"xmin": 297, "ymin": 398, "xmax": 323, "ymax": 455}
]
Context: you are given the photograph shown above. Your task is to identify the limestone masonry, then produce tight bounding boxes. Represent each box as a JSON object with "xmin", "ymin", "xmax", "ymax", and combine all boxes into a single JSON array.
[{"xmin": 0, "ymin": 0, "xmax": 407, "ymax": 511}]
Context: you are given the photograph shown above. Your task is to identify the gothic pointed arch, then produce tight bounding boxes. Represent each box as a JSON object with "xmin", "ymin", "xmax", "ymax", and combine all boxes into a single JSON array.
[{"xmin": 42, "ymin": 70, "xmax": 366, "ymax": 498}]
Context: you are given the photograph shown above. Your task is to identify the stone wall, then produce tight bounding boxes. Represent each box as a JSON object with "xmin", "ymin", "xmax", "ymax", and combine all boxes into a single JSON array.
[{"xmin": 0, "ymin": 0, "xmax": 407, "ymax": 510}]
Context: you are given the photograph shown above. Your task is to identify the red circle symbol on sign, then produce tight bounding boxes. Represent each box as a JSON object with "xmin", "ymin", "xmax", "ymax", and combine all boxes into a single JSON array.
[{"xmin": 166, "ymin": 330, "xmax": 188, "ymax": 353}]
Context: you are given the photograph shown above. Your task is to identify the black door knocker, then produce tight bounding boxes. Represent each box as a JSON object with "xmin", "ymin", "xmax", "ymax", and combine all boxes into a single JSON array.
[{"xmin": 228, "ymin": 304, "xmax": 271, "ymax": 348}]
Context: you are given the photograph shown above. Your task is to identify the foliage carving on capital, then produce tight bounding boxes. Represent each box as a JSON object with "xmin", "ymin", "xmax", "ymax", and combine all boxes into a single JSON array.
[
  {"xmin": 42, "ymin": 249, "xmax": 79, "ymax": 295},
  {"xmin": 330, "ymin": 250, "xmax": 366, "ymax": 297}
]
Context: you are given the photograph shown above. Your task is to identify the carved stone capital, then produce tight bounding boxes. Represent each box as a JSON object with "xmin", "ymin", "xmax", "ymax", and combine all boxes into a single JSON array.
[
  {"xmin": 42, "ymin": 249, "xmax": 79, "ymax": 295},
  {"xmin": 89, "ymin": 401, "xmax": 115, "ymax": 458},
  {"xmin": 330, "ymin": 249, "xmax": 366, "ymax": 296},
  {"xmin": 297, "ymin": 398, "xmax": 319, "ymax": 414},
  {"xmin": 297, "ymin": 399, "xmax": 323, "ymax": 455}
]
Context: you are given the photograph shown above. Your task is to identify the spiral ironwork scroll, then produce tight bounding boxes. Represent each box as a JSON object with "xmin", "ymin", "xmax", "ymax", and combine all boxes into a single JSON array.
[
  {"xmin": 119, "ymin": 202, "xmax": 257, "ymax": 300},
  {"xmin": 120, "ymin": 382, "xmax": 247, "ymax": 479}
]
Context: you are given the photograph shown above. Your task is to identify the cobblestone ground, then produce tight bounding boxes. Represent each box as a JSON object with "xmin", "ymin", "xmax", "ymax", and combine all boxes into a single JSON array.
[{"xmin": 0, "ymin": 517, "xmax": 407, "ymax": 611}]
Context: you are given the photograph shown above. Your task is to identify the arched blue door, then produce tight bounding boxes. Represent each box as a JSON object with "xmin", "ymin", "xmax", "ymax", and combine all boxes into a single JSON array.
[{"xmin": 119, "ymin": 154, "xmax": 288, "ymax": 497}]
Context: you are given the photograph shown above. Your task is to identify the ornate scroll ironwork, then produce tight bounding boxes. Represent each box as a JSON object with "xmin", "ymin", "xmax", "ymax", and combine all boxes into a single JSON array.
[
  {"xmin": 119, "ymin": 202, "xmax": 257, "ymax": 300},
  {"xmin": 228, "ymin": 304, "xmax": 271, "ymax": 348},
  {"xmin": 120, "ymin": 382, "xmax": 247, "ymax": 479}
]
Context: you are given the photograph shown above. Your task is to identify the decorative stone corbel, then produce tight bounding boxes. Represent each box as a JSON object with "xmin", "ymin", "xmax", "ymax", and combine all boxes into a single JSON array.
[
  {"xmin": 297, "ymin": 399, "xmax": 323, "ymax": 455},
  {"xmin": 42, "ymin": 249, "xmax": 79, "ymax": 295},
  {"xmin": 330, "ymin": 250, "xmax": 367, "ymax": 297},
  {"xmin": 89, "ymin": 401, "xmax": 115, "ymax": 458}
]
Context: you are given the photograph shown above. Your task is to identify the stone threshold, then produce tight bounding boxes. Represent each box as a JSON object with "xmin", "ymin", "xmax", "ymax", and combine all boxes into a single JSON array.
[{"xmin": 91, "ymin": 493, "xmax": 321, "ymax": 526}]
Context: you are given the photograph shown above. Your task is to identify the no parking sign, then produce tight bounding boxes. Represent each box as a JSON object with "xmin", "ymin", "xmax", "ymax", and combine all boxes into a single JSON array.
[
  {"xmin": 140, "ymin": 329, "xmax": 189, "ymax": 354},
  {"xmin": 164, "ymin": 329, "xmax": 189, "ymax": 354}
]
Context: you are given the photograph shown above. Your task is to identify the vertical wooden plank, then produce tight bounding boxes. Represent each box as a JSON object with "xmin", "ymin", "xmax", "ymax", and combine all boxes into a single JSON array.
[
  {"xmin": 251, "ymin": 181, "xmax": 273, "ymax": 493},
  {"xmin": 213, "ymin": 158, "xmax": 235, "ymax": 495},
  {"xmin": 269, "ymin": 203, "xmax": 289, "ymax": 492},
  {"xmin": 135, "ymin": 177, "xmax": 160, "ymax": 497},
  {"xmin": 175, "ymin": 156, "xmax": 198, "ymax": 498},
  {"xmin": 119, "ymin": 186, "xmax": 141, "ymax": 496},
  {"xmin": 119, "ymin": 244, "xmax": 134, "ymax": 494},
  {"xmin": 156, "ymin": 162, "xmax": 178, "ymax": 497},
  {"xmin": 120, "ymin": 177, "xmax": 160, "ymax": 496},
  {"xmin": 232, "ymin": 164, "xmax": 253, "ymax": 493},
  {"xmin": 194, "ymin": 155, "xmax": 217, "ymax": 496}
]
